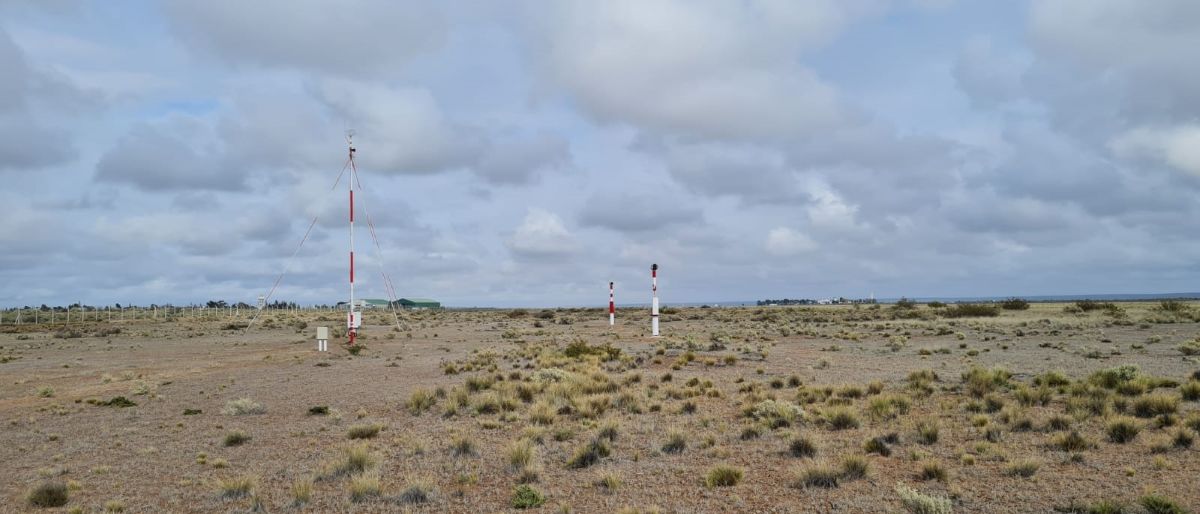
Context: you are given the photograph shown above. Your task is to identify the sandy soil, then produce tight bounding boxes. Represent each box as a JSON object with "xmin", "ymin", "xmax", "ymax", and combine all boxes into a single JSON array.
[{"xmin": 1, "ymin": 302, "xmax": 1198, "ymax": 513}]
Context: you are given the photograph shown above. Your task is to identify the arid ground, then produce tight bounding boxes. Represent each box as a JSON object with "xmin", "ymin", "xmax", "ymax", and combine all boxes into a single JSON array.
[{"xmin": 2, "ymin": 301, "xmax": 1199, "ymax": 513}]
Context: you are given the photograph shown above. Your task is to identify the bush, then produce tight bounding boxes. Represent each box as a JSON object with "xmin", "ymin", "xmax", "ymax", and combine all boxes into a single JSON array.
[
  {"xmin": 1131, "ymin": 394, "xmax": 1179, "ymax": 418},
  {"xmin": 704, "ymin": 465, "xmax": 743, "ymax": 487},
  {"xmin": 348, "ymin": 473, "xmax": 381, "ymax": 503},
  {"xmin": 347, "ymin": 423, "xmax": 383, "ymax": 440},
  {"xmin": 916, "ymin": 421, "xmax": 939, "ymax": 445},
  {"xmin": 322, "ymin": 444, "xmax": 378, "ymax": 477},
  {"xmin": 507, "ymin": 439, "xmax": 535, "ymax": 471},
  {"xmin": 661, "ymin": 430, "xmax": 687, "ymax": 454},
  {"xmin": 1006, "ymin": 459, "xmax": 1040, "ymax": 478},
  {"xmin": 407, "ymin": 388, "xmax": 436, "ymax": 414},
  {"xmin": 511, "ymin": 485, "xmax": 545, "ymax": 509},
  {"xmin": 919, "ymin": 460, "xmax": 948, "ymax": 482},
  {"xmin": 1054, "ymin": 431, "xmax": 1093, "ymax": 452},
  {"xmin": 942, "ymin": 304, "xmax": 1000, "ymax": 318},
  {"xmin": 789, "ymin": 435, "xmax": 817, "ymax": 458},
  {"xmin": 218, "ymin": 475, "xmax": 256, "ymax": 499},
  {"xmin": 1179, "ymin": 381, "xmax": 1200, "ymax": 401},
  {"xmin": 824, "ymin": 408, "xmax": 861, "ymax": 430},
  {"xmin": 841, "ymin": 456, "xmax": 869, "ymax": 480},
  {"xmin": 1000, "ymin": 298, "xmax": 1030, "ymax": 310},
  {"xmin": 794, "ymin": 465, "xmax": 840, "ymax": 488},
  {"xmin": 864, "ymin": 436, "xmax": 891, "ymax": 457},
  {"xmin": 398, "ymin": 479, "xmax": 434, "ymax": 504},
  {"xmin": 451, "ymin": 435, "xmax": 477, "ymax": 457},
  {"xmin": 1106, "ymin": 417, "xmax": 1140, "ymax": 443},
  {"xmin": 567, "ymin": 439, "xmax": 610, "ymax": 468},
  {"xmin": 962, "ymin": 366, "xmax": 1011, "ymax": 397},
  {"xmin": 896, "ymin": 484, "xmax": 952, "ymax": 514},
  {"xmin": 222, "ymin": 398, "xmax": 265, "ymax": 416},
  {"xmin": 1140, "ymin": 494, "xmax": 1186, "ymax": 514},
  {"xmin": 91, "ymin": 396, "xmax": 137, "ymax": 408},
  {"xmin": 27, "ymin": 482, "xmax": 68, "ymax": 507},
  {"xmin": 223, "ymin": 430, "xmax": 251, "ymax": 447}
]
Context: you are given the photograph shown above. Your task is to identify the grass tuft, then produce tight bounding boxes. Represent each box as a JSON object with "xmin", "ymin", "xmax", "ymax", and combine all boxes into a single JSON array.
[
  {"xmin": 567, "ymin": 439, "xmax": 611, "ymax": 469},
  {"xmin": 348, "ymin": 472, "xmax": 381, "ymax": 503},
  {"xmin": 223, "ymin": 430, "xmax": 251, "ymax": 447},
  {"xmin": 1105, "ymin": 417, "xmax": 1140, "ymax": 443},
  {"xmin": 896, "ymin": 484, "xmax": 953, "ymax": 514},
  {"xmin": 512, "ymin": 484, "xmax": 546, "ymax": 509},
  {"xmin": 217, "ymin": 475, "xmax": 256, "ymax": 499},
  {"xmin": 26, "ymin": 482, "xmax": 68, "ymax": 507},
  {"xmin": 347, "ymin": 423, "xmax": 383, "ymax": 440},
  {"xmin": 222, "ymin": 398, "xmax": 265, "ymax": 416},
  {"xmin": 704, "ymin": 465, "xmax": 743, "ymax": 487},
  {"xmin": 661, "ymin": 430, "xmax": 687, "ymax": 454}
]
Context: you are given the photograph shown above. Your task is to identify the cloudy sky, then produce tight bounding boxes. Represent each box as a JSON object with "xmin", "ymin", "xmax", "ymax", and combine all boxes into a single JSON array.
[{"xmin": 2, "ymin": 1, "xmax": 1199, "ymax": 308}]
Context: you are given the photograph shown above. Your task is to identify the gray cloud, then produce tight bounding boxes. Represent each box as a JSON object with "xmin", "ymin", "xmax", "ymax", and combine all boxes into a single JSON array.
[
  {"xmin": 95, "ymin": 115, "xmax": 245, "ymax": 191},
  {"xmin": 578, "ymin": 190, "xmax": 703, "ymax": 233},
  {"xmin": 163, "ymin": 0, "xmax": 447, "ymax": 77}
]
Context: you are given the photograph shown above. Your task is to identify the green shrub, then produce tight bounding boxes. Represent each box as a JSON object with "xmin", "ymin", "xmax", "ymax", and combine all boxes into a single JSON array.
[{"xmin": 511, "ymin": 485, "xmax": 545, "ymax": 509}]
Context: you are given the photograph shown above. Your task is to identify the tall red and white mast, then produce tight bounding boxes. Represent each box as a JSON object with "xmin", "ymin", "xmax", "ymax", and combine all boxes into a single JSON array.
[
  {"xmin": 608, "ymin": 281, "xmax": 615, "ymax": 327},
  {"xmin": 347, "ymin": 132, "xmax": 361, "ymax": 345},
  {"xmin": 650, "ymin": 264, "xmax": 659, "ymax": 336}
]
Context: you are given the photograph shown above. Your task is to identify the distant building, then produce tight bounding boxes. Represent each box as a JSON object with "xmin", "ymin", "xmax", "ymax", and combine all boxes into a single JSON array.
[
  {"xmin": 335, "ymin": 299, "xmax": 390, "ymax": 309},
  {"xmin": 393, "ymin": 298, "xmax": 441, "ymax": 310}
]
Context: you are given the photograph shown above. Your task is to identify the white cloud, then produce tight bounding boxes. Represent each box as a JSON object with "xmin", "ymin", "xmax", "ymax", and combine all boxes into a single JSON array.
[
  {"xmin": 507, "ymin": 208, "xmax": 579, "ymax": 259},
  {"xmin": 765, "ymin": 227, "xmax": 817, "ymax": 257},
  {"xmin": 525, "ymin": 0, "xmax": 875, "ymax": 141},
  {"xmin": 1110, "ymin": 125, "xmax": 1200, "ymax": 177}
]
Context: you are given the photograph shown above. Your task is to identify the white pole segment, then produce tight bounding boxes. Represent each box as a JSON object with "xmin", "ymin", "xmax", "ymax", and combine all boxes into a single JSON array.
[
  {"xmin": 651, "ymin": 264, "xmax": 660, "ymax": 336},
  {"xmin": 609, "ymin": 281, "xmax": 615, "ymax": 327}
]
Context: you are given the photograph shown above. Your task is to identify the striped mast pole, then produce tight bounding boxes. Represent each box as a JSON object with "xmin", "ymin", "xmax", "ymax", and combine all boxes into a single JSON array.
[
  {"xmin": 347, "ymin": 131, "xmax": 359, "ymax": 346},
  {"xmin": 651, "ymin": 264, "xmax": 660, "ymax": 336},
  {"xmin": 608, "ymin": 281, "xmax": 615, "ymax": 327}
]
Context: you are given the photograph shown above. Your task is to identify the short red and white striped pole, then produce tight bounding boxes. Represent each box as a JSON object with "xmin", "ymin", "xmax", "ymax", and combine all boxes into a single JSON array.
[
  {"xmin": 651, "ymin": 263, "xmax": 660, "ymax": 336},
  {"xmin": 608, "ymin": 281, "xmax": 615, "ymax": 327}
]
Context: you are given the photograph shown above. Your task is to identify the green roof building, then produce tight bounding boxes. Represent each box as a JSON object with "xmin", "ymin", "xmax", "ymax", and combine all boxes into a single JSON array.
[{"xmin": 393, "ymin": 298, "xmax": 441, "ymax": 310}]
